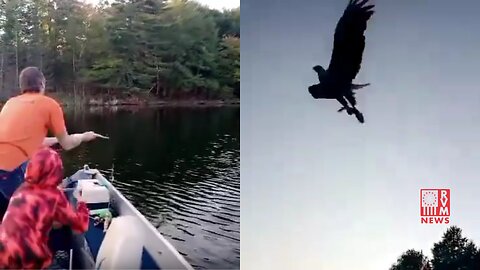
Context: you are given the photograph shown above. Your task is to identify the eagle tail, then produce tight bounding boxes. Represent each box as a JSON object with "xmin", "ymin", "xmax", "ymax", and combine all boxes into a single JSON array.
[{"xmin": 351, "ymin": 83, "xmax": 370, "ymax": 90}]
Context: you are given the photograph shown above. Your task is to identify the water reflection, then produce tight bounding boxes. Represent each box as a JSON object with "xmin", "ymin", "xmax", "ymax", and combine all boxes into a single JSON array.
[{"xmin": 61, "ymin": 106, "xmax": 240, "ymax": 269}]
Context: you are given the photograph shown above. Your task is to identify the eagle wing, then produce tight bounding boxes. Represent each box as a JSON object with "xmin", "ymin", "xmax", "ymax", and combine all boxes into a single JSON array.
[{"xmin": 327, "ymin": 0, "xmax": 374, "ymax": 82}]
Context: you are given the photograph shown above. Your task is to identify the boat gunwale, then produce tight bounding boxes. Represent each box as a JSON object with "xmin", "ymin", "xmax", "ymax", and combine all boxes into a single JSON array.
[{"xmin": 78, "ymin": 168, "xmax": 194, "ymax": 270}]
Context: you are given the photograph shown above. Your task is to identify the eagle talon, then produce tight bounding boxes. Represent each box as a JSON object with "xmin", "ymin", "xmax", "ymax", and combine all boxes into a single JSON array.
[{"xmin": 338, "ymin": 106, "xmax": 354, "ymax": 115}]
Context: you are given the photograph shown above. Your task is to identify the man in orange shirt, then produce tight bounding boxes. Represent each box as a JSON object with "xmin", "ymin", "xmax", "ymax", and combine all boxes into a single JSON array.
[{"xmin": 0, "ymin": 67, "xmax": 100, "ymax": 201}]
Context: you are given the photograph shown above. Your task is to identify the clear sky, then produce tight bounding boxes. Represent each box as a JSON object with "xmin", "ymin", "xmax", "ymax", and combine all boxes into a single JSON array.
[
  {"xmin": 84, "ymin": 0, "xmax": 239, "ymax": 10},
  {"xmin": 190, "ymin": 0, "xmax": 239, "ymax": 10},
  {"xmin": 241, "ymin": 0, "xmax": 480, "ymax": 269}
]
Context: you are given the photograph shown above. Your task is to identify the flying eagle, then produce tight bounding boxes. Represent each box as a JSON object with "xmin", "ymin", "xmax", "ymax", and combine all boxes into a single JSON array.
[{"xmin": 308, "ymin": 0, "xmax": 375, "ymax": 124}]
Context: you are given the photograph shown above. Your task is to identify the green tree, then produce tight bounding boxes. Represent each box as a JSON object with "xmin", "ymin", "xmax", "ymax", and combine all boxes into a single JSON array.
[
  {"xmin": 391, "ymin": 226, "xmax": 480, "ymax": 270},
  {"xmin": 209, "ymin": 7, "xmax": 240, "ymax": 38},
  {"xmin": 0, "ymin": 0, "xmax": 241, "ymax": 102},
  {"xmin": 431, "ymin": 226, "xmax": 480, "ymax": 270},
  {"xmin": 217, "ymin": 36, "xmax": 239, "ymax": 98},
  {"xmin": 390, "ymin": 249, "xmax": 431, "ymax": 270}
]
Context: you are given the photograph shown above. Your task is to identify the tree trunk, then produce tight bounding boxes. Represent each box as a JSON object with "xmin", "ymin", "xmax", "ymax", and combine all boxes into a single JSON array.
[
  {"xmin": 40, "ymin": 47, "xmax": 43, "ymax": 71},
  {"xmin": 166, "ymin": 87, "xmax": 170, "ymax": 99},
  {"xmin": 163, "ymin": 85, "xmax": 167, "ymax": 98},
  {"xmin": 0, "ymin": 48, "xmax": 4, "ymax": 92},
  {"xmin": 73, "ymin": 46, "xmax": 76, "ymax": 104},
  {"xmin": 15, "ymin": 31, "xmax": 19, "ymax": 89},
  {"xmin": 156, "ymin": 76, "xmax": 160, "ymax": 96}
]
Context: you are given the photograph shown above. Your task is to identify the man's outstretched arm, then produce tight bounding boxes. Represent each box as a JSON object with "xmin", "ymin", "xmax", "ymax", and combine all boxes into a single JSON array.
[
  {"xmin": 47, "ymin": 99, "xmax": 98, "ymax": 150},
  {"xmin": 42, "ymin": 133, "xmax": 85, "ymax": 150},
  {"xmin": 43, "ymin": 137, "xmax": 58, "ymax": 147},
  {"xmin": 44, "ymin": 133, "xmax": 103, "ymax": 148}
]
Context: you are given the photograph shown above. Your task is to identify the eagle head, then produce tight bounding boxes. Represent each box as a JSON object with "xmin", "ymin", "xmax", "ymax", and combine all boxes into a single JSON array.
[
  {"xmin": 308, "ymin": 84, "xmax": 322, "ymax": 99},
  {"xmin": 313, "ymin": 65, "xmax": 327, "ymax": 81}
]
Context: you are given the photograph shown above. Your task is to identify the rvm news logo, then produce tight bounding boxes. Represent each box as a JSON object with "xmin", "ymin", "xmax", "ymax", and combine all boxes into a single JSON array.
[{"xmin": 420, "ymin": 189, "xmax": 450, "ymax": 224}]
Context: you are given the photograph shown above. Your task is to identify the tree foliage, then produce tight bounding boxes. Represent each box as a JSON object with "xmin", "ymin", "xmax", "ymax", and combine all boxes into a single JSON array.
[
  {"xmin": 391, "ymin": 226, "xmax": 480, "ymax": 270},
  {"xmin": 0, "ymin": 0, "xmax": 240, "ymax": 100},
  {"xmin": 391, "ymin": 249, "xmax": 430, "ymax": 270}
]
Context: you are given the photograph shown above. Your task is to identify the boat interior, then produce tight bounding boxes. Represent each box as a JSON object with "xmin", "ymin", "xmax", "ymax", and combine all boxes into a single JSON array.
[{"xmin": 0, "ymin": 168, "xmax": 163, "ymax": 270}]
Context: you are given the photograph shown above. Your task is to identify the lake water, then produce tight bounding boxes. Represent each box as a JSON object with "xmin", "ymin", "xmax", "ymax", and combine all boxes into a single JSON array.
[{"xmin": 60, "ymin": 106, "xmax": 240, "ymax": 270}]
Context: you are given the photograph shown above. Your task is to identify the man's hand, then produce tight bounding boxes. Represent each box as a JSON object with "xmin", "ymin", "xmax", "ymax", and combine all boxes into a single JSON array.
[
  {"xmin": 56, "ymin": 131, "xmax": 108, "ymax": 151},
  {"xmin": 81, "ymin": 131, "xmax": 98, "ymax": 142}
]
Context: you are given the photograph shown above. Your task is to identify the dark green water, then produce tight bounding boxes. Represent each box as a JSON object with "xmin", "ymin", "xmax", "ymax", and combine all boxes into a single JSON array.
[{"xmin": 60, "ymin": 106, "xmax": 240, "ymax": 270}]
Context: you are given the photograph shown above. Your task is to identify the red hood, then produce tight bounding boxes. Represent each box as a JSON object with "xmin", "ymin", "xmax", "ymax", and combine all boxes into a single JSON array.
[{"xmin": 24, "ymin": 147, "xmax": 63, "ymax": 188}]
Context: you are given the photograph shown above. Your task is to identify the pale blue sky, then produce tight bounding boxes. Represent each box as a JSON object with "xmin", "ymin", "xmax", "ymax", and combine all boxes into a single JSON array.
[{"xmin": 241, "ymin": 0, "xmax": 480, "ymax": 269}]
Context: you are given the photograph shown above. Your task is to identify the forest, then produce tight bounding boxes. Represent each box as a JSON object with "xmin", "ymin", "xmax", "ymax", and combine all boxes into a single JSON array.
[
  {"xmin": 0, "ymin": 0, "xmax": 240, "ymax": 104},
  {"xmin": 390, "ymin": 226, "xmax": 480, "ymax": 270}
]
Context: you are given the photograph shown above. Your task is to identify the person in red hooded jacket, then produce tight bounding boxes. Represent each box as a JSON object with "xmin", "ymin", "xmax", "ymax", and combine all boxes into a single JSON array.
[{"xmin": 0, "ymin": 147, "xmax": 89, "ymax": 269}]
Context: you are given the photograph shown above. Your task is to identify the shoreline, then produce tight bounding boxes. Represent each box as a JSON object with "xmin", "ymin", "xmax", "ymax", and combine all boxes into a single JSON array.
[
  {"xmin": 68, "ymin": 99, "xmax": 239, "ymax": 107},
  {"xmin": 0, "ymin": 94, "xmax": 240, "ymax": 109}
]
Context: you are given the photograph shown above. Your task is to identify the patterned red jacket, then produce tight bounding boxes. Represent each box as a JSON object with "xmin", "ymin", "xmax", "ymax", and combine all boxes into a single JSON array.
[{"xmin": 0, "ymin": 147, "xmax": 89, "ymax": 269}]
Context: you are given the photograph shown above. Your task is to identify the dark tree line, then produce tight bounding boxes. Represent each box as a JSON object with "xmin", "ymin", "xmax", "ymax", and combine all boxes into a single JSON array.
[
  {"xmin": 0, "ymin": 0, "xmax": 240, "ymax": 101},
  {"xmin": 391, "ymin": 226, "xmax": 480, "ymax": 270}
]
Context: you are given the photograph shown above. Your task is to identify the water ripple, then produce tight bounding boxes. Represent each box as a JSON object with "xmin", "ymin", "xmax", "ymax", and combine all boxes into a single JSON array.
[{"xmin": 63, "ymin": 107, "xmax": 240, "ymax": 269}]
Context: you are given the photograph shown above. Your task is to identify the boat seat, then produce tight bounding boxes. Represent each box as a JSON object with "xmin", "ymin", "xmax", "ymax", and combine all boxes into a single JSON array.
[{"xmin": 95, "ymin": 215, "xmax": 145, "ymax": 269}]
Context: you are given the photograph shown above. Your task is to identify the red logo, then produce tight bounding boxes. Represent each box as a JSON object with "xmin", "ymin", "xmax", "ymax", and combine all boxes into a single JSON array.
[{"xmin": 420, "ymin": 189, "xmax": 450, "ymax": 224}]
